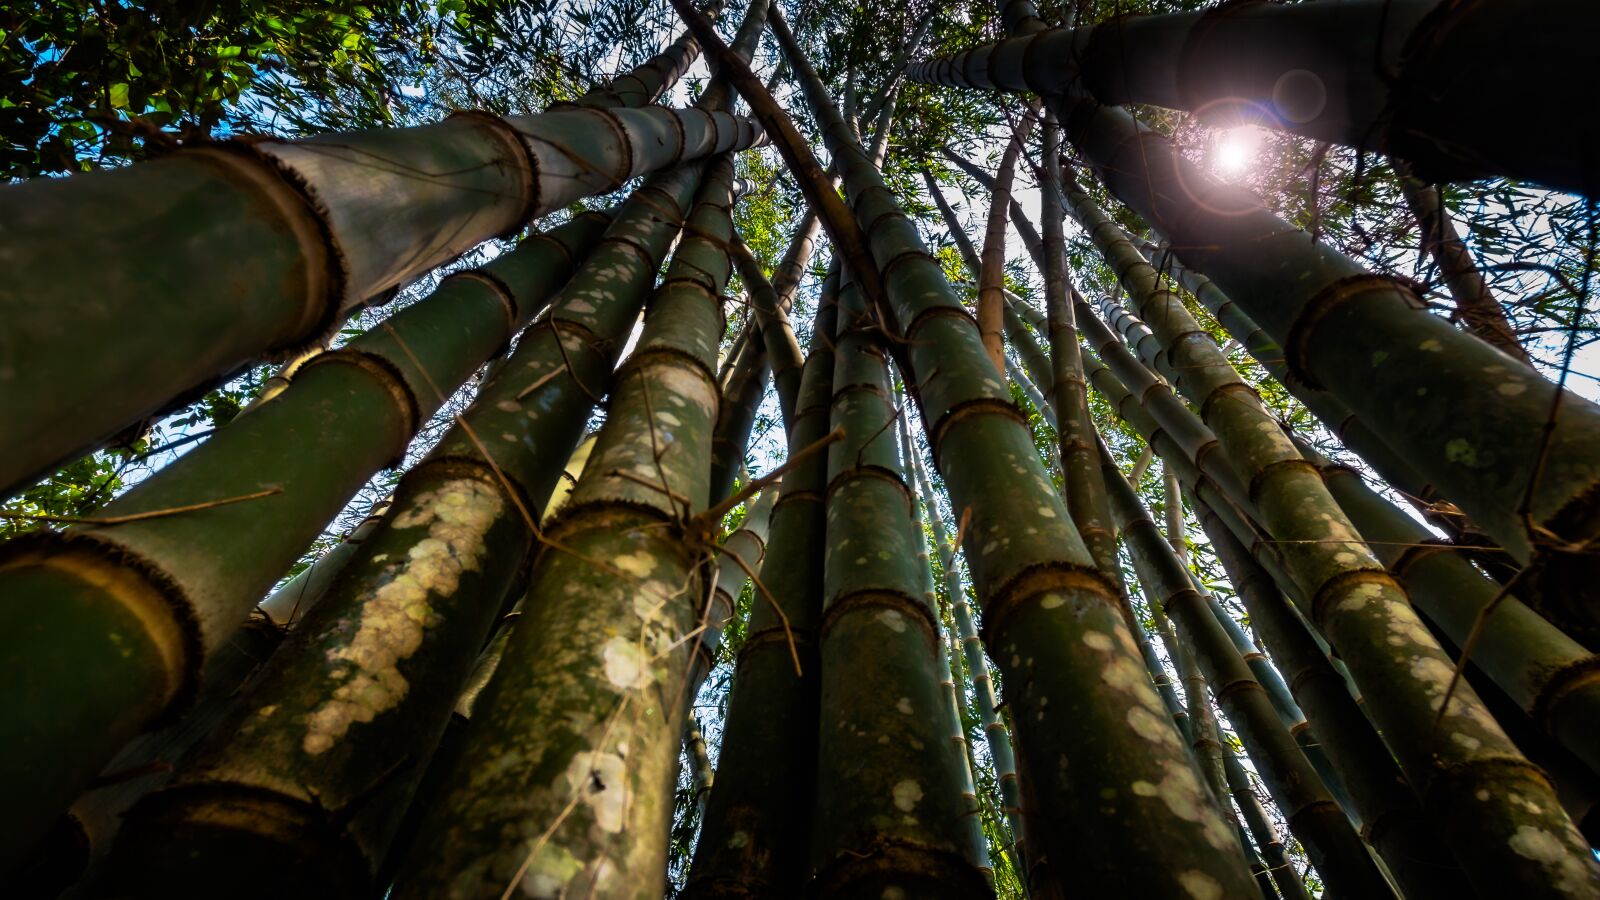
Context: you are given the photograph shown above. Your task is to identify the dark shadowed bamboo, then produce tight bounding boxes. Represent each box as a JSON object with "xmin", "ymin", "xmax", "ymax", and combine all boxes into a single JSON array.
[
  {"xmin": 913, "ymin": 51, "xmax": 1600, "ymax": 644},
  {"xmin": 911, "ymin": 0, "xmax": 1600, "ymax": 196},
  {"xmin": 1059, "ymin": 168, "xmax": 1598, "ymax": 896},
  {"xmin": 785, "ymin": 15, "xmax": 1256, "ymax": 897},
  {"xmin": 683, "ymin": 262, "xmax": 839, "ymax": 900},
  {"xmin": 101, "ymin": 180, "xmax": 707, "ymax": 896},
  {"xmin": 709, "ymin": 328, "xmax": 771, "ymax": 502},
  {"xmin": 0, "ymin": 208, "xmax": 615, "ymax": 873},
  {"xmin": 902, "ymin": 397, "xmax": 985, "ymax": 877},
  {"xmin": 1101, "ymin": 445, "xmax": 1394, "ymax": 898},
  {"xmin": 1224, "ymin": 750, "xmax": 1313, "ymax": 900},
  {"xmin": 1396, "ymin": 170, "xmax": 1528, "ymax": 363},
  {"xmin": 0, "ymin": 86, "xmax": 762, "ymax": 501}
]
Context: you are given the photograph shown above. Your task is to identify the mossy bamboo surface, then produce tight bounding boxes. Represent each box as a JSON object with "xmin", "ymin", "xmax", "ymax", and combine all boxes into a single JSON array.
[
  {"xmin": 901, "ymin": 403, "xmax": 992, "ymax": 879},
  {"xmin": 914, "ymin": 54, "xmax": 1600, "ymax": 645},
  {"xmin": 1085, "ymin": 340, "xmax": 1475, "ymax": 895},
  {"xmin": 1101, "ymin": 445, "xmax": 1393, "ymax": 898},
  {"xmin": 683, "ymin": 263, "xmax": 840, "ymax": 900},
  {"xmin": 1063, "ymin": 172, "xmax": 1600, "ymax": 895},
  {"xmin": 910, "ymin": 0, "xmax": 1597, "ymax": 195},
  {"xmin": 1299, "ymin": 439, "xmax": 1600, "ymax": 779},
  {"xmin": 390, "ymin": 149, "xmax": 741, "ymax": 898},
  {"xmin": 103, "ymin": 164, "xmax": 716, "ymax": 900},
  {"xmin": 0, "ymin": 207, "xmax": 616, "ymax": 874},
  {"xmin": 0, "ymin": 97, "xmax": 762, "ymax": 502},
  {"xmin": 788, "ymin": 19, "xmax": 1254, "ymax": 899}
]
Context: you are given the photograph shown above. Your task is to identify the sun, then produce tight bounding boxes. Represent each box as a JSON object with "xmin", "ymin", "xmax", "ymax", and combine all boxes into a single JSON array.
[{"xmin": 1213, "ymin": 126, "xmax": 1264, "ymax": 176}]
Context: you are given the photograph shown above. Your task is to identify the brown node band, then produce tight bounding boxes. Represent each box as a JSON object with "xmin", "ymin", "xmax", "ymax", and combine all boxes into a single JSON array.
[
  {"xmin": 1531, "ymin": 655, "xmax": 1600, "ymax": 732},
  {"xmin": 1245, "ymin": 456, "xmax": 1323, "ymax": 507},
  {"xmin": 1423, "ymin": 752, "xmax": 1555, "ymax": 811},
  {"xmin": 1308, "ymin": 567, "xmax": 1402, "ymax": 630},
  {"xmin": 1285, "ymin": 273, "xmax": 1421, "ymax": 389},
  {"xmin": 978, "ymin": 562, "xmax": 1122, "ymax": 650},
  {"xmin": 300, "ymin": 349, "xmax": 421, "ymax": 466},
  {"xmin": 928, "ymin": 398, "xmax": 1029, "ymax": 469},
  {"xmin": 444, "ymin": 109, "xmax": 543, "ymax": 239},
  {"xmin": 820, "ymin": 590, "xmax": 939, "ymax": 651},
  {"xmin": 194, "ymin": 146, "xmax": 346, "ymax": 356},
  {"xmin": 824, "ymin": 466, "xmax": 915, "ymax": 514},
  {"xmin": 734, "ymin": 625, "xmax": 818, "ymax": 670},
  {"xmin": 0, "ymin": 532, "xmax": 200, "ymax": 725}
]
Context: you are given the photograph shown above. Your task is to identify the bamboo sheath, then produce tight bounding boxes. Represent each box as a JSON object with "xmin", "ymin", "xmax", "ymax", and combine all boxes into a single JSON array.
[{"xmin": 773, "ymin": 7, "xmax": 1256, "ymax": 896}]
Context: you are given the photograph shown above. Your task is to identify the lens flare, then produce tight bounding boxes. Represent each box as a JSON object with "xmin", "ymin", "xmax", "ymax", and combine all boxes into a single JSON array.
[{"xmin": 1213, "ymin": 126, "xmax": 1264, "ymax": 176}]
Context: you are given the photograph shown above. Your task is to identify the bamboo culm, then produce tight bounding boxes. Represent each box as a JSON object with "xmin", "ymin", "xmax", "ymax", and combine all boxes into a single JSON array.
[{"xmin": 777, "ymin": 8, "xmax": 1256, "ymax": 894}]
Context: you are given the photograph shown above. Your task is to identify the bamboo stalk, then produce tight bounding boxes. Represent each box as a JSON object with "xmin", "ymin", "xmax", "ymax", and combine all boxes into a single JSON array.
[
  {"xmin": 0, "ymin": 208, "xmax": 617, "ymax": 875},
  {"xmin": 781, "ymin": 11, "xmax": 1256, "ymax": 897}
]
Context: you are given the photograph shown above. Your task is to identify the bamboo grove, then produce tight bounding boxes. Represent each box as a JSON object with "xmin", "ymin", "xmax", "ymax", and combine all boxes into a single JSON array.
[{"xmin": 1, "ymin": 0, "xmax": 1598, "ymax": 897}]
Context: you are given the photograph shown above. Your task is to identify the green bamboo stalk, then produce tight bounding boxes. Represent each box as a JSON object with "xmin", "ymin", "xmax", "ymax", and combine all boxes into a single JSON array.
[
  {"xmin": 730, "ymin": 235, "xmax": 806, "ymax": 427},
  {"xmin": 1100, "ymin": 444, "xmax": 1394, "ymax": 898},
  {"xmin": 0, "ymin": 206, "xmax": 618, "ymax": 875},
  {"xmin": 709, "ymin": 330, "xmax": 771, "ymax": 503},
  {"xmin": 383, "ymin": 12, "xmax": 774, "ymax": 884},
  {"xmin": 1064, "ymin": 171, "xmax": 1600, "ymax": 895},
  {"xmin": 898, "ymin": 399, "xmax": 996, "ymax": 881},
  {"xmin": 0, "ymin": 92, "xmax": 764, "ymax": 502},
  {"xmin": 1225, "ymin": 752, "xmax": 1313, "ymax": 900},
  {"xmin": 542, "ymin": 432, "xmax": 601, "ymax": 524},
  {"xmin": 389, "ymin": 145, "xmax": 742, "ymax": 897},
  {"xmin": 257, "ymin": 501, "xmax": 392, "ymax": 628},
  {"xmin": 687, "ymin": 715, "xmax": 715, "ymax": 822},
  {"xmin": 805, "ymin": 237, "xmax": 990, "ymax": 893},
  {"xmin": 688, "ymin": 488, "xmax": 778, "ymax": 694},
  {"xmin": 782, "ymin": 15, "xmax": 1256, "ymax": 897},
  {"xmin": 100, "ymin": 190, "xmax": 696, "ymax": 894},
  {"xmin": 901, "ymin": 395, "xmax": 1028, "ymax": 875},
  {"xmin": 1084, "ymin": 338, "xmax": 1477, "ymax": 896},
  {"xmin": 915, "ymin": 52, "xmax": 1600, "ymax": 643},
  {"xmin": 1396, "ymin": 169, "xmax": 1528, "ymax": 363},
  {"xmin": 911, "ymin": 0, "xmax": 1597, "ymax": 195},
  {"xmin": 1297, "ymin": 437, "xmax": 1600, "ymax": 779},
  {"xmin": 683, "ymin": 263, "xmax": 840, "ymax": 899},
  {"xmin": 98, "ymin": 158, "xmax": 714, "ymax": 899}
]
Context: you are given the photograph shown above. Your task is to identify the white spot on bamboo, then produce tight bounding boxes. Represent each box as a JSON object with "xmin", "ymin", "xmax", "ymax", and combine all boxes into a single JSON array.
[{"xmin": 892, "ymin": 779, "xmax": 923, "ymax": 812}]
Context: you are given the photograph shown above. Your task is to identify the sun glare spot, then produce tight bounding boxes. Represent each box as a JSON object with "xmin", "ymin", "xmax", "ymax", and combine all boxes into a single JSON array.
[{"xmin": 1213, "ymin": 126, "xmax": 1264, "ymax": 176}]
